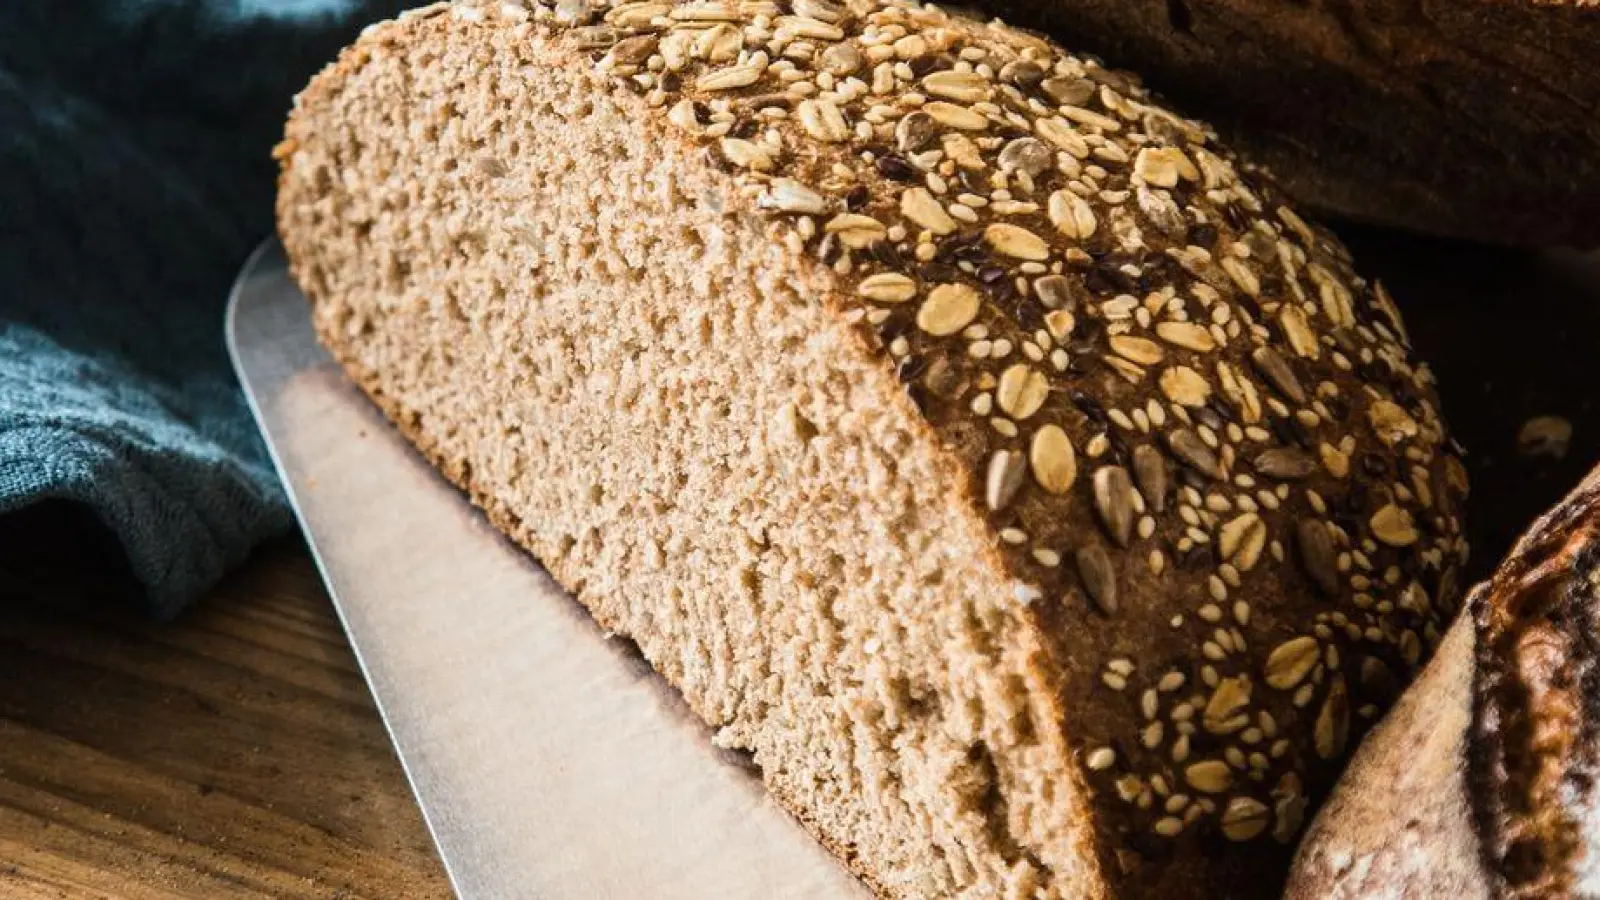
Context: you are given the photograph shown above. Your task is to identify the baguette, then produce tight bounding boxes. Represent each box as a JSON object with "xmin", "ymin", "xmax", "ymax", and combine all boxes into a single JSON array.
[
  {"xmin": 991, "ymin": 0, "xmax": 1600, "ymax": 246},
  {"xmin": 276, "ymin": 2, "xmax": 1469, "ymax": 896},
  {"xmin": 1290, "ymin": 464, "xmax": 1600, "ymax": 899}
]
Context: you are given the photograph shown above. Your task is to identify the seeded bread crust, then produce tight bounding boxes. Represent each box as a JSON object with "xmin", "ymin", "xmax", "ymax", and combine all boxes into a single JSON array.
[
  {"xmin": 277, "ymin": 1, "xmax": 1467, "ymax": 896},
  {"xmin": 991, "ymin": 0, "xmax": 1600, "ymax": 246},
  {"xmin": 1290, "ymin": 465, "xmax": 1600, "ymax": 899}
]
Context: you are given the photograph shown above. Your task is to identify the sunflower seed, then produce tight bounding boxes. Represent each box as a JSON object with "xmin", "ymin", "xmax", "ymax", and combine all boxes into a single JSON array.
[
  {"xmin": 985, "ymin": 450, "xmax": 1027, "ymax": 511},
  {"xmin": 998, "ymin": 137, "xmax": 1053, "ymax": 177},
  {"xmin": 1000, "ymin": 59, "xmax": 1046, "ymax": 88},
  {"xmin": 917, "ymin": 283, "xmax": 981, "ymax": 336},
  {"xmin": 1076, "ymin": 545, "xmax": 1118, "ymax": 615},
  {"xmin": 1253, "ymin": 448, "xmax": 1315, "ymax": 480},
  {"xmin": 606, "ymin": 34, "xmax": 658, "ymax": 64},
  {"xmin": 1033, "ymin": 274, "xmax": 1078, "ymax": 310},
  {"xmin": 1264, "ymin": 637, "xmax": 1319, "ymax": 689},
  {"xmin": 997, "ymin": 364, "xmax": 1049, "ymax": 419},
  {"xmin": 1167, "ymin": 429, "xmax": 1222, "ymax": 480},
  {"xmin": 858, "ymin": 272, "xmax": 918, "ymax": 303},
  {"xmin": 1040, "ymin": 75, "xmax": 1095, "ymax": 105},
  {"xmin": 1295, "ymin": 519, "xmax": 1339, "ymax": 597},
  {"xmin": 1092, "ymin": 466, "xmax": 1136, "ymax": 547},
  {"xmin": 985, "ymin": 223, "xmax": 1050, "ymax": 261},
  {"xmin": 1249, "ymin": 347, "xmax": 1305, "ymax": 403},
  {"xmin": 1132, "ymin": 445, "xmax": 1167, "ymax": 513},
  {"xmin": 895, "ymin": 111, "xmax": 938, "ymax": 152},
  {"xmin": 1315, "ymin": 676, "xmax": 1350, "ymax": 760},
  {"xmin": 1030, "ymin": 424, "xmax": 1077, "ymax": 493},
  {"xmin": 901, "ymin": 187, "xmax": 958, "ymax": 235}
]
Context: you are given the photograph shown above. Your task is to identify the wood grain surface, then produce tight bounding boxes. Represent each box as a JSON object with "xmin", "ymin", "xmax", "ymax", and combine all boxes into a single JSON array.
[{"xmin": 0, "ymin": 504, "xmax": 451, "ymax": 900}]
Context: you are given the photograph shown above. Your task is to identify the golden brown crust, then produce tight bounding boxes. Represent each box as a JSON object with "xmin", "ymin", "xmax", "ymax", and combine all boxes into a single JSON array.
[
  {"xmin": 279, "ymin": 2, "xmax": 1467, "ymax": 896},
  {"xmin": 1471, "ymin": 466, "xmax": 1600, "ymax": 898}
]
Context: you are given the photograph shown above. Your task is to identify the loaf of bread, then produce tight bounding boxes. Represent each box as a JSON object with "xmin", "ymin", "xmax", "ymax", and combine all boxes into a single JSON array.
[
  {"xmin": 1289, "ymin": 464, "xmax": 1600, "ymax": 899},
  {"xmin": 276, "ymin": 1, "xmax": 1469, "ymax": 896},
  {"xmin": 990, "ymin": 0, "xmax": 1600, "ymax": 246}
]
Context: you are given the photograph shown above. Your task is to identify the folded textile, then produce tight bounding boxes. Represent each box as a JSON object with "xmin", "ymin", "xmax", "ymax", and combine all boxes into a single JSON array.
[{"xmin": 0, "ymin": 0, "xmax": 407, "ymax": 616}]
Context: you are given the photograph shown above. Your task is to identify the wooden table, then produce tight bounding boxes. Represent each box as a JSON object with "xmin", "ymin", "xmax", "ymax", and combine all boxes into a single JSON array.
[{"xmin": 0, "ymin": 506, "xmax": 452, "ymax": 899}]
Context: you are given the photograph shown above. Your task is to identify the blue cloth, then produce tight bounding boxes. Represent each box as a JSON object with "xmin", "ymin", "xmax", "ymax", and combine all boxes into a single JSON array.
[{"xmin": 0, "ymin": 0, "xmax": 408, "ymax": 616}]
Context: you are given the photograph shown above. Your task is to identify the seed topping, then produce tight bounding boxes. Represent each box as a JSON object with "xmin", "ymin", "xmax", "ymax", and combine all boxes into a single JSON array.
[{"xmin": 481, "ymin": 0, "xmax": 1469, "ymax": 847}]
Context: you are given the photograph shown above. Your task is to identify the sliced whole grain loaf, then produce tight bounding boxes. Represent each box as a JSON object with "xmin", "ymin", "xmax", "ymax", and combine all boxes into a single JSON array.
[
  {"xmin": 991, "ymin": 0, "xmax": 1600, "ymax": 246},
  {"xmin": 275, "ymin": 1, "xmax": 1470, "ymax": 895},
  {"xmin": 1290, "ymin": 463, "xmax": 1600, "ymax": 899}
]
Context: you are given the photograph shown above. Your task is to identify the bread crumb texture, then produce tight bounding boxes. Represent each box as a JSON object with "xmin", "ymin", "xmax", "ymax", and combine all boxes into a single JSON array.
[{"xmin": 276, "ymin": 1, "xmax": 1469, "ymax": 896}]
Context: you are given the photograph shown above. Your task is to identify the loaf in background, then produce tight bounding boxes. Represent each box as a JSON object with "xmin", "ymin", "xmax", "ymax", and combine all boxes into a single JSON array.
[
  {"xmin": 1291, "ymin": 463, "xmax": 1600, "ymax": 898},
  {"xmin": 992, "ymin": 0, "xmax": 1600, "ymax": 246},
  {"xmin": 276, "ymin": 1, "xmax": 1470, "ymax": 896}
]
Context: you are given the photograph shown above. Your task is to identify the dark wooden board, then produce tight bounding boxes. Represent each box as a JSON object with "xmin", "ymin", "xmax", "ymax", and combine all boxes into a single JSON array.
[{"xmin": 0, "ymin": 504, "xmax": 451, "ymax": 899}]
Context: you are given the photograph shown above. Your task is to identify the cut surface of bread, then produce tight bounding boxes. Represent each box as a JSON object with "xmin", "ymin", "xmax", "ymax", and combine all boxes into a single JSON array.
[
  {"xmin": 1290, "ymin": 464, "xmax": 1600, "ymax": 899},
  {"xmin": 277, "ymin": 2, "xmax": 1468, "ymax": 896},
  {"xmin": 993, "ymin": 0, "xmax": 1600, "ymax": 246}
]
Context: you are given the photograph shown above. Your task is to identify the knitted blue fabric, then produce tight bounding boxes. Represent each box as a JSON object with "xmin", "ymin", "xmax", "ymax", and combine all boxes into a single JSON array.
[{"xmin": 0, "ymin": 0, "xmax": 408, "ymax": 616}]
